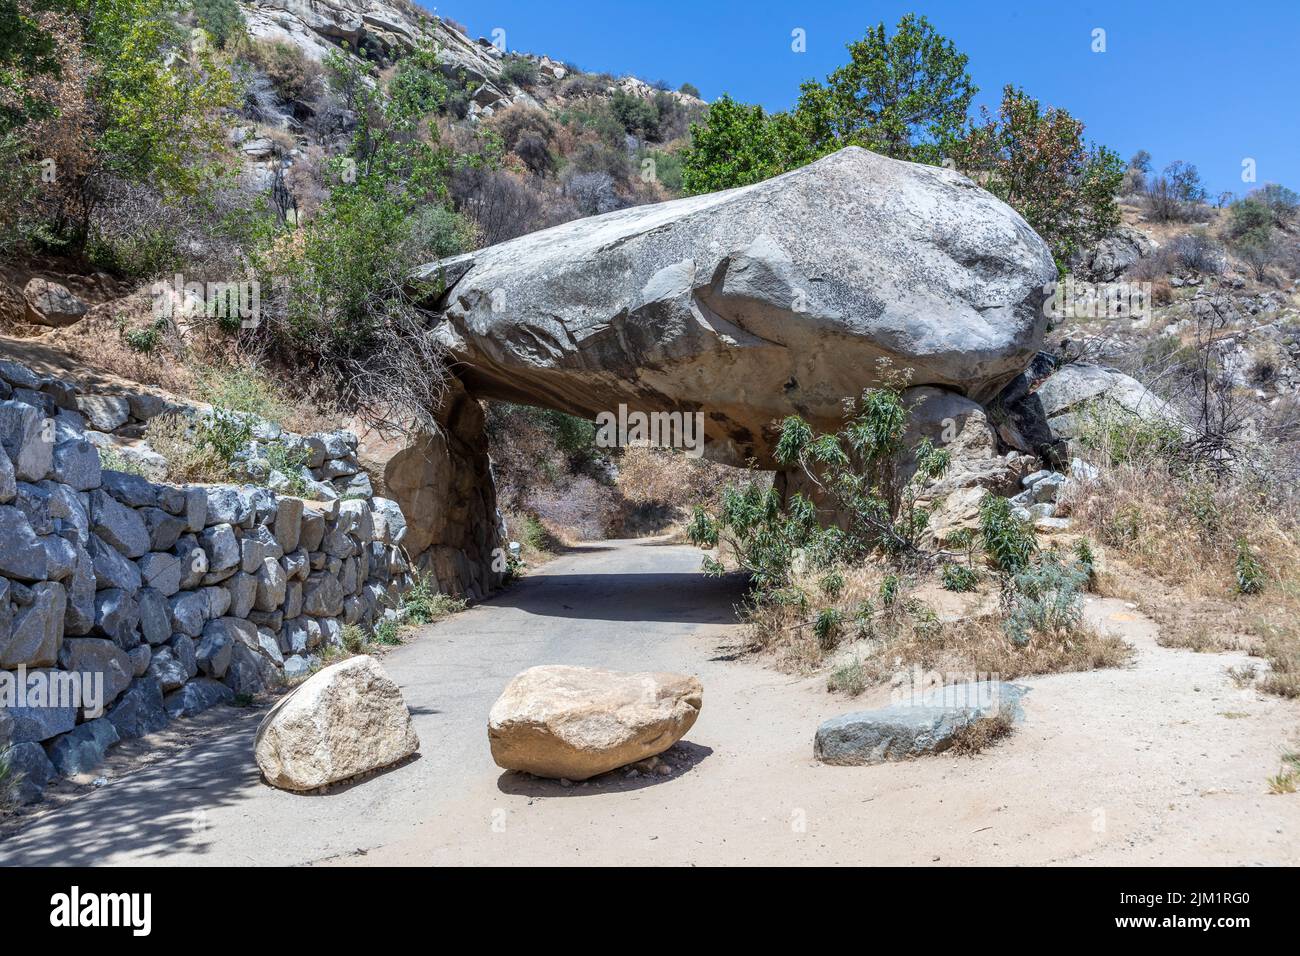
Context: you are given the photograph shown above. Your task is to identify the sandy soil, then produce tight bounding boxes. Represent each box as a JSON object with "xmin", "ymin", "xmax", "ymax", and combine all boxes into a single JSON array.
[{"xmin": 3, "ymin": 539, "xmax": 1296, "ymax": 866}]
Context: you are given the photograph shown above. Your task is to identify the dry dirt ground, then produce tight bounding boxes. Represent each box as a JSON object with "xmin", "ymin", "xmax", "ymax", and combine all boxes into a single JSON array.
[{"xmin": 1, "ymin": 538, "xmax": 1297, "ymax": 866}]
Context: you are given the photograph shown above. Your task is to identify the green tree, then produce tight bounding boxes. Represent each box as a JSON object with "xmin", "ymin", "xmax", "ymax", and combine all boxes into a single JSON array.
[
  {"xmin": 269, "ymin": 45, "xmax": 473, "ymax": 371},
  {"xmin": 680, "ymin": 95, "xmax": 811, "ymax": 194},
  {"xmin": 954, "ymin": 85, "xmax": 1123, "ymax": 270},
  {"xmin": 0, "ymin": 0, "xmax": 70, "ymax": 135},
  {"xmin": 793, "ymin": 14, "xmax": 975, "ymax": 164},
  {"xmin": 193, "ymin": 0, "xmax": 245, "ymax": 49}
]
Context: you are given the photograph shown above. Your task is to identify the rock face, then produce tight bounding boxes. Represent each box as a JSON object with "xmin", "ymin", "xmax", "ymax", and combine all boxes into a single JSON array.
[
  {"xmin": 1069, "ymin": 225, "xmax": 1157, "ymax": 282},
  {"xmin": 488, "ymin": 665, "xmax": 703, "ymax": 780},
  {"xmin": 23, "ymin": 278, "xmax": 88, "ymax": 328},
  {"xmin": 1035, "ymin": 362, "xmax": 1177, "ymax": 439},
  {"xmin": 423, "ymin": 147, "xmax": 1056, "ymax": 468},
  {"xmin": 814, "ymin": 681, "xmax": 1026, "ymax": 765},
  {"xmin": 253, "ymin": 655, "xmax": 419, "ymax": 791}
]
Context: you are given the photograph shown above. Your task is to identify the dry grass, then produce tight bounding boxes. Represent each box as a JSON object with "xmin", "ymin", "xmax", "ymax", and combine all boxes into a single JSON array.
[
  {"xmin": 949, "ymin": 713, "xmax": 1016, "ymax": 756},
  {"xmin": 1066, "ymin": 436, "xmax": 1300, "ymax": 694},
  {"xmin": 744, "ymin": 563, "xmax": 1131, "ymax": 697},
  {"xmin": 142, "ymin": 413, "xmax": 236, "ymax": 483}
]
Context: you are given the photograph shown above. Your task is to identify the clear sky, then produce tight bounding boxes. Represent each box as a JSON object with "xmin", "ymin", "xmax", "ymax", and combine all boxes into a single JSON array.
[{"xmin": 425, "ymin": 0, "xmax": 1299, "ymax": 199}]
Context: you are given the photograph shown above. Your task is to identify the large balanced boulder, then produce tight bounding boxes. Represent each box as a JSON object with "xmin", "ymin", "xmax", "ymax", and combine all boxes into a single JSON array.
[
  {"xmin": 488, "ymin": 665, "xmax": 703, "ymax": 780},
  {"xmin": 254, "ymin": 655, "xmax": 418, "ymax": 791},
  {"xmin": 814, "ymin": 681, "xmax": 1026, "ymax": 766},
  {"xmin": 421, "ymin": 147, "xmax": 1057, "ymax": 468}
]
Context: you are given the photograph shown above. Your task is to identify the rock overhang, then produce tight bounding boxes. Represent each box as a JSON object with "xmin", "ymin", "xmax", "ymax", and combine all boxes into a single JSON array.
[{"xmin": 416, "ymin": 146, "xmax": 1057, "ymax": 468}]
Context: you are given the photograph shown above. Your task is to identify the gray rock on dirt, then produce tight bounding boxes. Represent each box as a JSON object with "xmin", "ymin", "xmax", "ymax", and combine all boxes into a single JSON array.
[{"xmin": 814, "ymin": 681, "xmax": 1027, "ymax": 765}]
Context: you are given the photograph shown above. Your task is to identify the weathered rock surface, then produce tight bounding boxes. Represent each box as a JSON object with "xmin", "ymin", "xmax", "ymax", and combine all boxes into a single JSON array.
[
  {"xmin": 487, "ymin": 665, "xmax": 703, "ymax": 780},
  {"xmin": 814, "ymin": 681, "xmax": 1027, "ymax": 765},
  {"xmin": 423, "ymin": 147, "xmax": 1056, "ymax": 468},
  {"xmin": 1, "ymin": 741, "xmax": 55, "ymax": 803},
  {"xmin": 23, "ymin": 277, "xmax": 88, "ymax": 328},
  {"xmin": 254, "ymin": 655, "xmax": 418, "ymax": 791},
  {"xmin": 1069, "ymin": 225, "xmax": 1157, "ymax": 282},
  {"xmin": 1035, "ymin": 362, "xmax": 1178, "ymax": 439}
]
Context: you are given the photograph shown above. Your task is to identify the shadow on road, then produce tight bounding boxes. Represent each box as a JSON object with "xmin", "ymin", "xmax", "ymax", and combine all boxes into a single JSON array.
[
  {"xmin": 488, "ymin": 572, "xmax": 750, "ymax": 624},
  {"xmin": 494, "ymin": 741, "xmax": 714, "ymax": 796},
  {"xmin": 0, "ymin": 706, "xmax": 265, "ymax": 866}
]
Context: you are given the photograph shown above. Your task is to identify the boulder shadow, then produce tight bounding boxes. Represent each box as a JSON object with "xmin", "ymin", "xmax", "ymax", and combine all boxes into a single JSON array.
[
  {"xmin": 276, "ymin": 752, "xmax": 424, "ymax": 797},
  {"xmin": 494, "ymin": 741, "xmax": 713, "ymax": 797}
]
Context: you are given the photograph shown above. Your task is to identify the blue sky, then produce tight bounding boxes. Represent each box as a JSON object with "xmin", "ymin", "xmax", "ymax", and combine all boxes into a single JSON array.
[{"xmin": 426, "ymin": 0, "xmax": 1298, "ymax": 198}]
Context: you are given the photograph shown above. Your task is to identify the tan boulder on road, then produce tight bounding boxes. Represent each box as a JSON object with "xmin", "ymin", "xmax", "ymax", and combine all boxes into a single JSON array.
[
  {"xmin": 255, "ymin": 655, "xmax": 420, "ymax": 791},
  {"xmin": 488, "ymin": 665, "xmax": 703, "ymax": 780}
]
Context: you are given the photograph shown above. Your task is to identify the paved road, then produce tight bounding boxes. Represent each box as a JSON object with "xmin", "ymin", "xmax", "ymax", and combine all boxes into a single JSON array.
[
  {"xmin": 0, "ymin": 538, "xmax": 748, "ymax": 866},
  {"xmin": 4, "ymin": 539, "xmax": 1298, "ymax": 866}
]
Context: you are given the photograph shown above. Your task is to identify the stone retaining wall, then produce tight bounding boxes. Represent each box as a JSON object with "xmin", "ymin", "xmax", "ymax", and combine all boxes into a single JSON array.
[{"xmin": 0, "ymin": 357, "xmax": 419, "ymax": 805}]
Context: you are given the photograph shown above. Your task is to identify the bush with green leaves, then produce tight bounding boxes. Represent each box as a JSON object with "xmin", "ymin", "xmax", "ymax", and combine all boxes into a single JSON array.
[
  {"xmin": 680, "ymin": 95, "xmax": 814, "ymax": 194},
  {"xmin": 1076, "ymin": 399, "xmax": 1184, "ymax": 467},
  {"xmin": 610, "ymin": 89, "xmax": 660, "ymax": 139},
  {"xmin": 941, "ymin": 562, "xmax": 980, "ymax": 592},
  {"xmin": 688, "ymin": 376, "xmax": 951, "ymax": 599},
  {"xmin": 978, "ymin": 494, "xmax": 1036, "ymax": 573},
  {"xmin": 954, "ymin": 85, "xmax": 1123, "ymax": 271},
  {"xmin": 194, "ymin": 0, "xmax": 245, "ymax": 49},
  {"xmin": 402, "ymin": 574, "xmax": 467, "ymax": 625},
  {"xmin": 813, "ymin": 607, "xmax": 844, "ymax": 651},
  {"xmin": 1002, "ymin": 553, "xmax": 1088, "ymax": 646},
  {"xmin": 1235, "ymin": 539, "xmax": 1264, "ymax": 595},
  {"xmin": 500, "ymin": 57, "xmax": 538, "ymax": 89}
]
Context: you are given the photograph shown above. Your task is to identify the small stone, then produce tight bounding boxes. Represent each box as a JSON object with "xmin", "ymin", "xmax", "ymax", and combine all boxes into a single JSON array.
[{"xmin": 814, "ymin": 681, "xmax": 1027, "ymax": 765}]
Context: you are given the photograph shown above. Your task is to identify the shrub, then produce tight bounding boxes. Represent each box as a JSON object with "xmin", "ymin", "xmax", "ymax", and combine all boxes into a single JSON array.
[
  {"xmin": 1002, "ymin": 554, "xmax": 1088, "ymax": 646},
  {"xmin": 941, "ymin": 562, "xmax": 980, "ymax": 592},
  {"xmin": 955, "ymin": 85, "xmax": 1123, "ymax": 270},
  {"xmin": 680, "ymin": 95, "xmax": 811, "ymax": 194},
  {"xmin": 500, "ymin": 58, "xmax": 538, "ymax": 89},
  {"xmin": 679, "ymin": 82, "xmax": 701, "ymax": 98},
  {"xmin": 978, "ymin": 494, "xmax": 1036, "ymax": 573},
  {"xmin": 689, "ymin": 368, "xmax": 953, "ymax": 599},
  {"xmin": 1168, "ymin": 231, "xmax": 1224, "ymax": 274},
  {"xmin": 194, "ymin": 364, "xmax": 290, "ymax": 424},
  {"xmin": 1251, "ymin": 183, "xmax": 1299, "ymax": 223},
  {"xmin": 194, "ymin": 0, "xmax": 245, "ymax": 49},
  {"xmin": 1227, "ymin": 197, "xmax": 1273, "ymax": 239},
  {"xmin": 402, "ymin": 574, "xmax": 467, "ymax": 624},
  {"xmin": 265, "ymin": 441, "xmax": 309, "ymax": 495},
  {"xmin": 610, "ymin": 89, "xmax": 660, "ymax": 139},
  {"xmin": 1235, "ymin": 539, "xmax": 1265, "ymax": 594},
  {"xmin": 98, "ymin": 447, "xmax": 153, "ymax": 478},
  {"xmin": 1235, "ymin": 228, "xmax": 1283, "ymax": 282},
  {"xmin": 245, "ymin": 40, "xmax": 322, "ymax": 103},
  {"xmin": 1075, "ymin": 399, "xmax": 1184, "ymax": 467},
  {"xmin": 1144, "ymin": 161, "xmax": 1207, "ymax": 223},
  {"xmin": 813, "ymin": 607, "xmax": 844, "ymax": 650},
  {"xmin": 144, "ymin": 411, "xmax": 249, "ymax": 483},
  {"xmin": 828, "ymin": 657, "xmax": 866, "ymax": 695}
]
